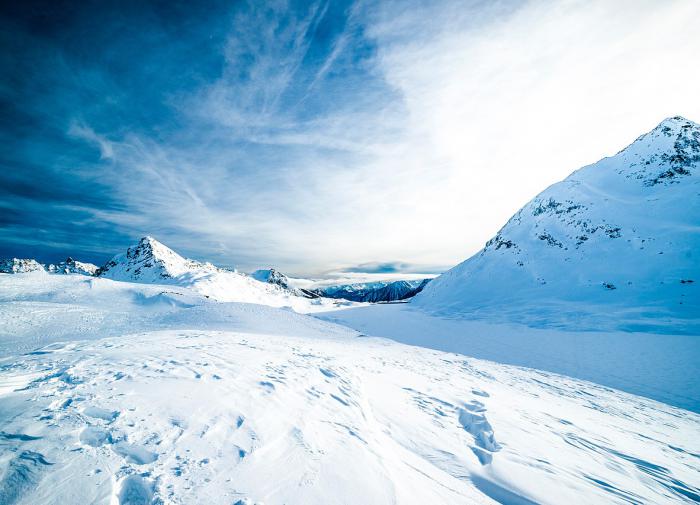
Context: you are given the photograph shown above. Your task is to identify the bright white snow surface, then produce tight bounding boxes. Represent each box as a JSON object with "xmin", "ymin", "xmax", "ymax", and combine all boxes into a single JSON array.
[
  {"xmin": 415, "ymin": 116, "xmax": 700, "ymax": 335},
  {"xmin": 1, "ymin": 274, "xmax": 699, "ymax": 504},
  {"xmin": 318, "ymin": 303, "xmax": 700, "ymax": 413}
]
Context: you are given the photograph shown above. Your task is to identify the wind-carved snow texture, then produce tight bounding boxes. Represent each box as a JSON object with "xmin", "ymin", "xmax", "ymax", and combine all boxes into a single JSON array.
[
  {"xmin": 458, "ymin": 400, "xmax": 500, "ymax": 465},
  {"xmin": 415, "ymin": 117, "xmax": 700, "ymax": 334},
  {"xmin": 0, "ymin": 274, "xmax": 699, "ymax": 504}
]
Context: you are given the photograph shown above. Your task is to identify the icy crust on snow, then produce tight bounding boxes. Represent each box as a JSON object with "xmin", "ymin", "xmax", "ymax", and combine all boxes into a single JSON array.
[
  {"xmin": 415, "ymin": 117, "xmax": 700, "ymax": 332},
  {"xmin": 0, "ymin": 275, "xmax": 698, "ymax": 504}
]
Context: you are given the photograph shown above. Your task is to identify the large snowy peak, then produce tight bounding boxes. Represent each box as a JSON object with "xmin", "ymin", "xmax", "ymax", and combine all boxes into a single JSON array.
[
  {"xmin": 96, "ymin": 237, "xmax": 335, "ymax": 311},
  {"xmin": 415, "ymin": 117, "xmax": 700, "ymax": 331},
  {"xmin": 97, "ymin": 236, "xmax": 217, "ymax": 282}
]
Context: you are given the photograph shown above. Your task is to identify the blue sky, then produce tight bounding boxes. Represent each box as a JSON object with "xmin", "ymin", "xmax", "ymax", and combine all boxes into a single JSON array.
[{"xmin": 2, "ymin": 0, "xmax": 699, "ymax": 276}]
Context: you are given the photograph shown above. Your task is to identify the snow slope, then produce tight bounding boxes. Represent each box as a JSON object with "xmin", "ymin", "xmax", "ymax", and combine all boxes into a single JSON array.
[
  {"xmin": 318, "ymin": 303, "xmax": 700, "ymax": 412},
  {"xmin": 96, "ymin": 237, "xmax": 341, "ymax": 312},
  {"xmin": 415, "ymin": 117, "xmax": 700, "ymax": 333},
  {"xmin": 0, "ymin": 274, "xmax": 698, "ymax": 504}
]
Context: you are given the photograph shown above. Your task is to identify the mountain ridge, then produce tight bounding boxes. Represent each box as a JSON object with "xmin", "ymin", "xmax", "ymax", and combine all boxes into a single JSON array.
[{"xmin": 414, "ymin": 116, "xmax": 700, "ymax": 333}]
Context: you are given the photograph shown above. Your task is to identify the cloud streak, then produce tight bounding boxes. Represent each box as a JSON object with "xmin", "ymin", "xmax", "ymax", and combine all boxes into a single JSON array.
[{"xmin": 1, "ymin": 0, "xmax": 699, "ymax": 275}]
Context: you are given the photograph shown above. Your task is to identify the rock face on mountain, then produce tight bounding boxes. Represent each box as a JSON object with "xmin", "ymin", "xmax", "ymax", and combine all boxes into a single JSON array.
[
  {"xmin": 414, "ymin": 116, "xmax": 699, "ymax": 332},
  {"xmin": 251, "ymin": 268, "xmax": 321, "ymax": 298},
  {"xmin": 47, "ymin": 257, "xmax": 99, "ymax": 276},
  {"xmin": 0, "ymin": 258, "xmax": 45, "ymax": 274},
  {"xmin": 320, "ymin": 278, "xmax": 431, "ymax": 303},
  {"xmin": 251, "ymin": 268, "xmax": 291, "ymax": 289}
]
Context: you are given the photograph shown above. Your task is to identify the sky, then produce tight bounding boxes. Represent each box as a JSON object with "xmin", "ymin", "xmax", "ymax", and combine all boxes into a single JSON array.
[{"xmin": 1, "ymin": 0, "xmax": 699, "ymax": 276}]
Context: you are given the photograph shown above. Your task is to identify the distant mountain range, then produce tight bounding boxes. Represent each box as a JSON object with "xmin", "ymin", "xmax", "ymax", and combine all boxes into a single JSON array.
[
  {"xmin": 415, "ymin": 116, "xmax": 699, "ymax": 332},
  {"xmin": 315, "ymin": 279, "xmax": 431, "ymax": 303},
  {"xmin": 0, "ymin": 257, "xmax": 98, "ymax": 275},
  {"xmin": 4, "ymin": 117, "xmax": 697, "ymax": 322},
  {"xmin": 1, "ymin": 237, "xmax": 428, "ymax": 305}
]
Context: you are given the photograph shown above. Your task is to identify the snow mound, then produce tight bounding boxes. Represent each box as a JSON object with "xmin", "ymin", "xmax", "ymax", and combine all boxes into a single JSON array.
[{"xmin": 415, "ymin": 116, "xmax": 700, "ymax": 333}]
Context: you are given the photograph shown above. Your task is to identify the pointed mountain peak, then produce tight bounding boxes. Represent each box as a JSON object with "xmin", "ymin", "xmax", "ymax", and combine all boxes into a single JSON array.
[
  {"xmin": 127, "ymin": 236, "xmax": 182, "ymax": 262},
  {"xmin": 98, "ymin": 236, "xmax": 210, "ymax": 282},
  {"xmin": 138, "ymin": 235, "xmax": 159, "ymax": 246},
  {"xmin": 653, "ymin": 115, "xmax": 698, "ymax": 134},
  {"xmin": 607, "ymin": 115, "xmax": 700, "ymax": 185}
]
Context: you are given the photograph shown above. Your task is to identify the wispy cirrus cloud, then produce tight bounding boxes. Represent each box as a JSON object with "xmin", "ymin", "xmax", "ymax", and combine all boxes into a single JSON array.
[{"xmin": 1, "ymin": 0, "xmax": 699, "ymax": 275}]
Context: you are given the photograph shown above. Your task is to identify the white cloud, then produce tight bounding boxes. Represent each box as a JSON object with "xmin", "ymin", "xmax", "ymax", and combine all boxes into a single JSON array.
[
  {"xmin": 67, "ymin": 122, "xmax": 114, "ymax": 159},
  {"xmin": 69, "ymin": 0, "xmax": 700, "ymax": 275},
  {"xmin": 342, "ymin": 0, "xmax": 700, "ymax": 267}
]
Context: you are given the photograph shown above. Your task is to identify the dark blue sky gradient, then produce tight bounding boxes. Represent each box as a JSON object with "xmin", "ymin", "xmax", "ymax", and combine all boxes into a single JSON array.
[{"xmin": 0, "ymin": 0, "xmax": 398, "ymax": 273}]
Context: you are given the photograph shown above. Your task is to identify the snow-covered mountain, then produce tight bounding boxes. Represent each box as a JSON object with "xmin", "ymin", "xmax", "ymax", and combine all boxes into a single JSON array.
[
  {"xmin": 251, "ymin": 269, "xmax": 432, "ymax": 303},
  {"xmin": 319, "ymin": 278, "xmax": 431, "ymax": 302},
  {"xmin": 0, "ymin": 258, "xmax": 45, "ymax": 273},
  {"xmin": 251, "ymin": 268, "xmax": 291, "ymax": 288},
  {"xmin": 96, "ymin": 237, "xmax": 336, "ymax": 311},
  {"xmin": 251, "ymin": 268, "xmax": 321, "ymax": 298},
  {"xmin": 1, "ymin": 257, "xmax": 99, "ymax": 276},
  {"xmin": 47, "ymin": 257, "xmax": 99, "ymax": 276},
  {"xmin": 97, "ymin": 236, "xmax": 220, "ymax": 282},
  {"xmin": 415, "ymin": 116, "xmax": 700, "ymax": 332}
]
